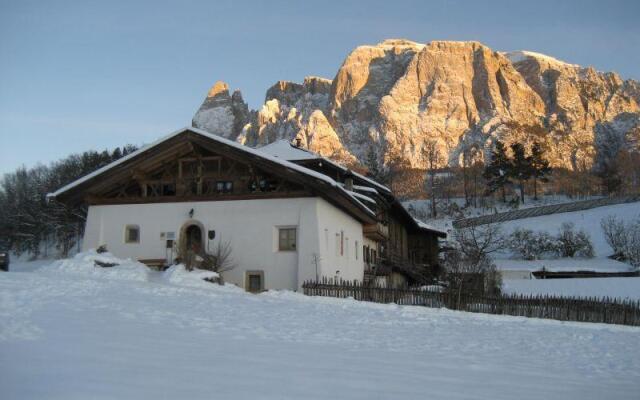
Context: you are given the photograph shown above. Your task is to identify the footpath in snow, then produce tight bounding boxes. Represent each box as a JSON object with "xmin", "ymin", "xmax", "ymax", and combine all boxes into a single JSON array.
[{"xmin": 1, "ymin": 253, "xmax": 639, "ymax": 400}]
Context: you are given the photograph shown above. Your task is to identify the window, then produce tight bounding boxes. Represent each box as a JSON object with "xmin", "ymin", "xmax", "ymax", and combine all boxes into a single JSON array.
[
  {"xmin": 249, "ymin": 274, "xmax": 262, "ymax": 291},
  {"xmin": 278, "ymin": 228, "xmax": 297, "ymax": 251},
  {"xmin": 245, "ymin": 271, "xmax": 264, "ymax": 293},
  {"xmin": 345, "ymin": 237, "xmax": 349, "ymax": 259},
  {"xmin": 125, "ymin": 225, "xmax": 140, "ymax": 244},
  {"xmin": 216, "ymin": 181, "xmax": 233, "ymax": 193},
  {"xmin": 340, "ymin": 231, "xmax": 344, "ymax": 256},
  {"xmin": 355, "ymin": 241, "xmax": 359, "ymax": 260},
  {"xmin": 250, "ymin": 178, "xmax": 277, "ymax": 192}
]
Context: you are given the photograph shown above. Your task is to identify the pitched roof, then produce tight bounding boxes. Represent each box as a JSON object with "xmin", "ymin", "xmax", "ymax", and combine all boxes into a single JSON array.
[
  {"xmin": 257, "ymin": 139, "xmax": 319, "ymax": 161},
  {"xmin": 48, "ymin": 127, "xmax": 445, "ymax": 237},
  {"xmin": 48, "ymin": 127, "xmax": 376, "ymax": 223},
  {"xmin": 258, "ymin": 141, "xmax": 392, "ymax": 194}
]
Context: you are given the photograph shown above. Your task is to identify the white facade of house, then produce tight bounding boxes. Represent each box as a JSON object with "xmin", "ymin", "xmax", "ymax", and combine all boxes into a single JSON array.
[{"xmin": 83, "ymin": 197, "xmax": 364, "ymax": 291}]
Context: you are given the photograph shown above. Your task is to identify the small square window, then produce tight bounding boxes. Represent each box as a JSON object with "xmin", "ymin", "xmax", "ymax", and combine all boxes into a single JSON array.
[
  {"xmin": 125, "ymin": 225, "xmax": 140, "ymax": 244},
  {"xmin": 245, "ymin": 271, "xmax": 264, "ymax": 293},
  {"xmin": 278, "ymin": 228, "xmax": 296, "ymax": 251},
  {"xmin": 249, "ymin": 274, "xmax": 262, "ymax": 292}
]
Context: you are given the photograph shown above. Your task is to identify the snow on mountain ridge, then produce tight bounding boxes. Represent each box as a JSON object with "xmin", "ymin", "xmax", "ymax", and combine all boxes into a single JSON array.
[
  {"xmin": 192, "ymin": 40, "xmax": 640, "ymax": 174},
  {"xmin": 503, "ymin": 50, "xmax": 579, "ymax": 67}
]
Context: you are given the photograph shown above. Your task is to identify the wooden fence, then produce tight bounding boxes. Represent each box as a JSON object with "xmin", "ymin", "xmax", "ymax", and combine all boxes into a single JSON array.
[
  {"xmin": 452, "ymin": 195, "xmax": 640, "ymax": 228},
  {"xmin": 302, "ymin": 278, "xmax": 640, "ymax": 326}
]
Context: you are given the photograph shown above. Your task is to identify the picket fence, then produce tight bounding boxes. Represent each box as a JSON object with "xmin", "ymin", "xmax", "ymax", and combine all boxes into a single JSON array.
[{"xmin": 302, "ymin": 278, "xmax": 640, "ymax": 326}]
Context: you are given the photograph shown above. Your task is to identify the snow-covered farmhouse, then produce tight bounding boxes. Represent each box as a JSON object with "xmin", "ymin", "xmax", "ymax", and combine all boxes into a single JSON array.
[{"xmin": 48, "ymin": 127, "xmax": 445, "ymax": 291}]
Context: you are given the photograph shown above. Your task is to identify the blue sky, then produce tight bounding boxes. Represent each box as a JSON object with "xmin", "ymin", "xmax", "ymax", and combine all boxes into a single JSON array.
[{"xmin": 1, "ymin": 0, "xmax": 638, "ymax": 174}]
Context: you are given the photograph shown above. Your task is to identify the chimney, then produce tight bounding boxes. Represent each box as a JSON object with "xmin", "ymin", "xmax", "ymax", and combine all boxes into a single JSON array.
[
  {"xmin": 294, "ymin": 137, "xmax": 302, "ymax": 148},
  {"xmin": 344, "ymin": 170, "xmax": 354, "ymax": 191}
]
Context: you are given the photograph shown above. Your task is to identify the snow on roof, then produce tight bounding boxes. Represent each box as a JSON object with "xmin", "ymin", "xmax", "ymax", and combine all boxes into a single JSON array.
[
  {"xmin": 257, "ymin": 139, "xmax": 391, "ymax": 194},
  {"xmin": 318, "ymin": 157, "xmax": 392, "ymax": 194},
  {"xmin": 413, "ymin": 218, "xmax": 447, "ymax": 235},
  {"xmin": 352, "ymin": 185, "xmax": 379, "ymax": 194},
  {"xmin": 48, "ymin": 127, "xmax": 375, "ymax": 219},
  {"xmin": 257, "ymin": 139, "xmax": 319, "ymax": 161},
  {"xmin": 345, "ymin": 190, "xmax": 377, "ymax": 205}
]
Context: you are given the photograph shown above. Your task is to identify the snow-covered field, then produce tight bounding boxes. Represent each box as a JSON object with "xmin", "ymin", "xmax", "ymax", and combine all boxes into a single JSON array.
[
  {"xmin": 503, "ymin": 278, "xmax": 640, "ymax": 301},
  {"xmin": 494, "ymin": 257, "xmax": 633, "ymax": 273},
  {"xmin": 1, "ymin": 255, "xmax": 639, "ymax": 399},
  {"xmin": 498, "ymin": 201, "xmax": 640, "ymax": 259},
  {"xmin": 493, "ymin": 202, "xmax": 640, "ymax": 275}
]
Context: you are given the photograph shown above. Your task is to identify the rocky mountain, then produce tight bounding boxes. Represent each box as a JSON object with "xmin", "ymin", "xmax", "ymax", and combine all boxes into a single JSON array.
[{"xmin": 192, "ymin": 39, "xmax": 640, "ymax": 171}]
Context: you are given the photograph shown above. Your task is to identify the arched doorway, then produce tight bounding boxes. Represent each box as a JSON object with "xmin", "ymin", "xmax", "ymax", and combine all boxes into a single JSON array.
[
  {"xmin": 185, "ymin": 224, "xmax": 203, "ymax": 254},
  {"xmin": 179, "ymin": 221, "xmax": 205, "ymax": 269}
]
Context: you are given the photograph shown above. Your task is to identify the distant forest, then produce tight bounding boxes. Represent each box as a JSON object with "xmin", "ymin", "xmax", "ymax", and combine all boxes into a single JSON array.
[{"xmin": 0, "ymin": 145, "xmax": 137, "ymax": 257}]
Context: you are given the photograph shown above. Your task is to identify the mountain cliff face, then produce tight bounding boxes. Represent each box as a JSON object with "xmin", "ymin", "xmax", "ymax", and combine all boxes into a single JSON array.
[{"xmin": 192, "ymin": 39, "xmax": 640, "ymax": 171}]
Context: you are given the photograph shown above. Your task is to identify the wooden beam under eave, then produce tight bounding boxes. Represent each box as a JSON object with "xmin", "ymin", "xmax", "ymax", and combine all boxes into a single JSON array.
[
  {"xmin": 188, "ymin": 135, "xmax": 375, "ymax": 223},
  {"xmin": 85, "ymin": 141, "xmax": 191, "ymax": 195},
  {"xmin": 86, "ymin": 191, "xmax": 315, "ymax": 205}
]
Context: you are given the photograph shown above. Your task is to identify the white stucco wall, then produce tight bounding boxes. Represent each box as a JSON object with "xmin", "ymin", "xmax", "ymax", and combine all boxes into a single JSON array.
[
  {"xmin": 83, "ymin": 197, "xmax": 364, "ymax": 291},
  {"xmin": 310, "ymin": 199, "xmax": 365, "ymax": 286}
]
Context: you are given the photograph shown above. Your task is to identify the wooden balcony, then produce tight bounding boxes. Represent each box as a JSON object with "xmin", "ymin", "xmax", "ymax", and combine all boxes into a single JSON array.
[{"xmin": 363, "ymin": 222, "xmax": 389, "ymax": 241}]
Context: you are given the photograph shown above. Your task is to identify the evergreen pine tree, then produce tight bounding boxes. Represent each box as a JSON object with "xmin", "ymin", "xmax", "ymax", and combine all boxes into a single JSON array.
[
  {"xmin": 111, "ymin": 147, "xmax": 122, "ymax": 160},
  {"xmin": 529, "ymin": 142, "xmax": 551, "ymax": 200},
  {"xmin": 365, "ymin": 146, "xmax": 381, "ymax": 181},
  {"xmin": 482, "ymin": 141, "xmax": 511, "ymax": 202},
  {"xmin": 0, "ymin": 143, "xmax": 138, "ymax": 258},
  {"xmin": 509, "ymin": 143, "xmax": 533, "ymax": 203}
]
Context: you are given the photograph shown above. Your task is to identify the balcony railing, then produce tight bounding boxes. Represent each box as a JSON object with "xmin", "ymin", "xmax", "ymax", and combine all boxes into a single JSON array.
[{"xmin": 363, "ymin": 222, "xmax": 389, "ymax": 241}]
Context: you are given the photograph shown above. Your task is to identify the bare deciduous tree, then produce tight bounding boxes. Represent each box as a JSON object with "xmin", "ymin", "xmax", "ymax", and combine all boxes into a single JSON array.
[
  {"xmin": 442, "ymin": 249, "xmax": 502, "ymax": 307},
  {"xmin": 199, "ymin": 240, "xmax": 237, "ymax": 282},
  {"xmin": 443, "ymin": 223, "xmax": 505, "ymax": 306},
  {"xmin": 453, "ymin": 223, "xmax": 506, "ymax": 266}
]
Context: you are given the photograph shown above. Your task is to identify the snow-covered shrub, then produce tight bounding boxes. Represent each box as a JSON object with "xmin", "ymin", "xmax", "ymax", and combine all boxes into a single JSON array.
[
  {"xmin": 162, "ymin": 264, "xmax": 221, "ymax": 288},
  {"xmin": 507, "ymin": 228, "xmax": 556, "ymax": 260},
  {"xmin": 600, "ymin": 215, "xmax": 628, "ymax": 260},
  {"xmin": 626, "ymin": 219, "xmax": 640, "ymax": 269},
  {"xmin": 555, "ymin": 222, "xmax": 594, "ymax": 258},
  {"xmin": 600, "ymin": 214, "xmax": 640, "ymax": 268},
  {"xmin": 507, "ymin": 228, "xmax": 535, "ymax": 260}
]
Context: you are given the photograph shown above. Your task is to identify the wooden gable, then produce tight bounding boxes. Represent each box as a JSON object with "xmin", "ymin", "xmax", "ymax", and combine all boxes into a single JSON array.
[
  {"xmin": 85, "ymin": 134, "xmax": 309, "ymax": 205},
  {"xmin": 51, "ymin": 128, "xmax": 376, "ymax": 224}
]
